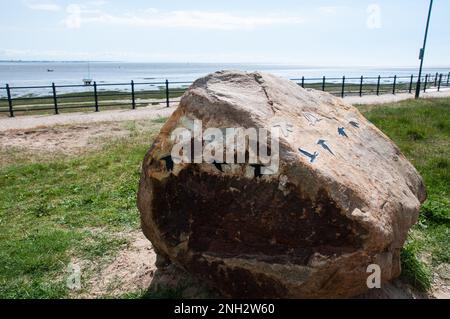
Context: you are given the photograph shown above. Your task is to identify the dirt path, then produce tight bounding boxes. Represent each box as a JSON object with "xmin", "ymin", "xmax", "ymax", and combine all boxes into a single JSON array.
[
  {"xmin": 0, "ymin": 105, "xmax": 176, "ymax": 132},
  {"xmin": 343, "ymin": 87, "xmax": 450, "ymax": 105}
]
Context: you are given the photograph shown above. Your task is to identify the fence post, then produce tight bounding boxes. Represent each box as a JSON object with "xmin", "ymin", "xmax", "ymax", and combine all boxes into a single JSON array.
[
  {"xmin": 438, "ymin": 74, "xmax": 442, "ymax": 91},
  {"xmin": 165, "ymin": 79, "xmax": 170, "ymax": 108},
  {"xmin": 52, "ymin": 82, "xmax": 59, "ymax": 115},
  {"xmin": 434, "ymin": 72, "xmax": 438, "ymax": 87},
  {"xmin": 376, "ymin": 75, "xmax": 381, "ymax": 96},
  {"xmin": 392, "ymin": 75, "xmax": 397, "ymax": 95},
  {"xmin": 341, "ymin": 76, "xmax": 345, "ymax": 98},
  {"xmin": 131, "ymin": 80, "xmax": 136, "ymax": 110},
  {"xmin": 409, "ymin": 74, "xmax": 413, "ymax": 93},
  {"xmin": 6, "ymin": 84, "xmax": 13, "ymax": 117},
  {"xmin": 423, "ymin": 74, "xmax": 428, "ymax": 92},
  {"xmin": 94, "ymin": 81, "xmax": 99, "ymax": 112},
  {"xmin": 322, "ymin": 76, "xmax": 326, "ymax": 91},
  {"xmin": 359, "ymin": 76, "xmax": 363, "ymax": 97},
  {"xmin": 301, "ymin": 76, "xmax": 305, "ymax": 88},
  {"xmin": 447, "ymin": 72, "xmax": 450, "ymax": 86}
]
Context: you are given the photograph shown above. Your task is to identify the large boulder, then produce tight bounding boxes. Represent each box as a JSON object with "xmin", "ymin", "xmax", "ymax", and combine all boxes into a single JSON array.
[{"xmin": 137, "ymin": 71, "xmax": 426, "ymax": 298}]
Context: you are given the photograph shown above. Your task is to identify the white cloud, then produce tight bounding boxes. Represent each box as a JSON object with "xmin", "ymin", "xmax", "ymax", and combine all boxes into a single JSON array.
[
  {"xmin": 318, "ymin": 6, "xmax": 338, "ymax": 16},
  {"xmin": 87, "ymin": 0, "xmax": 108, "ymax": 6},
  {"xmin": 26, "ymin": 1, "xmax": 62, "ymax": 12},
  {"xmin": 62, "ymin": 8, "xmax": 305, "ymax": 30}
]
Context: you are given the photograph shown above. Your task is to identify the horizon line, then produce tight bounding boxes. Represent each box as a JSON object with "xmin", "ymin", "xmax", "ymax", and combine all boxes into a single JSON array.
[{"xmin": 1, "ymin": 60, "xmax": 450, "ymax": 69}]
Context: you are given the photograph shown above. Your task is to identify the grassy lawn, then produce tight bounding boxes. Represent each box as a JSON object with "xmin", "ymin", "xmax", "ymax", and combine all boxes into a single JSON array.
[
  {"xmin": 359, "ymin": 98, "xmax": 449, "ymax": 291},
  {"xmin": 0, "ymin": 120, "xmax": 162, "ymax": 298},
  {"xmin": 0, "ymin": 98, "xmax": 448, "ymax": 298}
]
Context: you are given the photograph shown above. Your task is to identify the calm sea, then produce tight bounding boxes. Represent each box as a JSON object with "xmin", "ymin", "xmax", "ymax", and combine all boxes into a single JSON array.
[{"xmin": 0, "ymin": 62, "xmax": 448, "ymax": 97}]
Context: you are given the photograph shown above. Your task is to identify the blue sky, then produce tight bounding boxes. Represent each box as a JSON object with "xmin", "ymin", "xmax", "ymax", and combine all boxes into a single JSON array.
[{"xmin": 0, "ymin": 0, "xmax": 449, "ymax": 66}]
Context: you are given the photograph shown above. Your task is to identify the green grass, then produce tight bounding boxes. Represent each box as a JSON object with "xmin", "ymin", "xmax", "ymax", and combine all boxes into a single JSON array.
[
  {"xmin": 0, "ymin": 98, "xmax": 448, "ymax": 298},
  {"xmin": 359, "ymin": 98, "xmax": 450, "ymax": 291},
  {"xmin": 400, "ymin": 246, "xmax": 432, "ymax": 292},
  {"xmin": 0, "ymin": 120, "xmax": 163, "ymax": 298}
]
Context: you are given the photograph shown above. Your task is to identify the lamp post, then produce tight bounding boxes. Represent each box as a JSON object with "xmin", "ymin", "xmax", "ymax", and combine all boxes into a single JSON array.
[{"xmin": 415, "ymin": 0, "xmax": 434, "ymax": 99}]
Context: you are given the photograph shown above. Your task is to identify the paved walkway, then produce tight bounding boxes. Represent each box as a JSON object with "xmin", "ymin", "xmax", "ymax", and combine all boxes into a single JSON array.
[
  {"xmin": 1, "ymin": 89, "xmax": 449, "ymax": 132},
  {"xmin": 344, "ymin": 87, "xmax": 450, "ymax": 105}
]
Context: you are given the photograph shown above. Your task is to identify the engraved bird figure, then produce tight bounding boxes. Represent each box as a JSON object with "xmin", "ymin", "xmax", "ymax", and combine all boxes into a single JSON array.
[
  {"xmin": 349, "ymin": 121, "xmax": 360, "ymax": 128},
  {"xmin": 338, "ymin": 127, "xmax": 348, "ymax": 138},
  {"xmin": 298, "ymin": 148, "xmax": 319, "ymax": 163},
  {"xmin": 303, "ymin": 112, "xmax": 322, "ymax": 126},
  {"xmin": 317, "ymin": 139, "xmax": 335, "ymax": 155}
]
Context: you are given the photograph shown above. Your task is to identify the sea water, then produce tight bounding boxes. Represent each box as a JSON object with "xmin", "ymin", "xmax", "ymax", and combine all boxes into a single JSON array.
[{"xmin": 0, "ymin": 61, "xmax": 448, "ymax": 97}]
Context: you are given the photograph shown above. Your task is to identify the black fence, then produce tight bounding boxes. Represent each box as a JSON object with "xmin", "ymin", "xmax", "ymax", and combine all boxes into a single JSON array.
[
  {"xmin": 0, "ymin": 72, "xmax": 449, "ymax": 117},
  {"xmin": 292, "ymin": 72, "xmax": 450, "ymax": 97}
]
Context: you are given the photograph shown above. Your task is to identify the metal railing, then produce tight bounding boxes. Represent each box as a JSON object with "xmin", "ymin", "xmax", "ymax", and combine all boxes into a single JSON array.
[
  {"xmin": 1, "ymin": 72, "xmax": 449, "ymax": 117},
  {"xmin": 291, "ymin": 72, "xmax": 449, "ymax": 98},
  {"xmin": 0, "ymin": 80, "xmax": 191, "ymax": 117}
]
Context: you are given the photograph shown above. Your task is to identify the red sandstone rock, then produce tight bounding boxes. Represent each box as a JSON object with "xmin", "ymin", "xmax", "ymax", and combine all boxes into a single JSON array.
[{"xmin": 138, "ymin": 71, "xmax": 426, "ymax": 298}]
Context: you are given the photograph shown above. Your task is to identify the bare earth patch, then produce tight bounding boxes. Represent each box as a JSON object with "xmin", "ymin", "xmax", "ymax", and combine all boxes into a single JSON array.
[
  {"xmin": 432, "ymin": 264, "xmax": 450, "ymax": 299},
  {"xmin": 0, "ymin": 123, "xmax": 130, "ymax": 155},
  {"xmin": 71, "ymin": 230, "xmax": 213, "ymax": 299},
  {"xmin": 77, "ymin": 231, "xmax": 158, "ymax": 298}
]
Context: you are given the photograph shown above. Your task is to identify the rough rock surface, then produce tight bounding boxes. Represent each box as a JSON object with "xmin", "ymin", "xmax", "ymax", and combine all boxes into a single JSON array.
[{"xmin": 138, "ymin": 70, "xmax": 426, "ymax": 298}]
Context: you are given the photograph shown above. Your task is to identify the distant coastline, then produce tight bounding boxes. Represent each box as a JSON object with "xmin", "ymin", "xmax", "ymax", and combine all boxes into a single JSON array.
[
  {"xmin": 0, "ymin": 60, "xmax": 116, "ymax": 63},
  {"xmin": 1, "ymin": 60, "xmax": 449, "ymax": 69}
]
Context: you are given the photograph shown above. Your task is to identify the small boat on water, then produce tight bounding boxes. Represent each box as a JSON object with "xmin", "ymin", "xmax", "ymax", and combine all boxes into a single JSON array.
[
  {"xmin": 83, "ymin": 62, "xmax": 93, "ymax": 86},
  {"xmin": 47, "ymin": 69, "xmax": 54, "ymax": 72}
]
